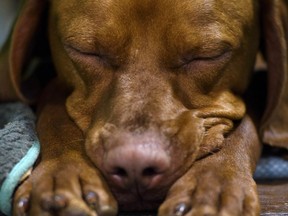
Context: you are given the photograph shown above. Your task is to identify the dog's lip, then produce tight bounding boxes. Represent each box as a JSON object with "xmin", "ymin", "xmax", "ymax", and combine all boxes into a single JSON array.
[
  {"xmin": 118, "ymin": 200, "xmax": 162, "ymax": 211},
  {"xmin": 104, "ymin": 166, "xmax": 183, "ymax": 211},
  {"xmin": 111, "ymin": 187, "xmax": 167, "ymax": 211}
]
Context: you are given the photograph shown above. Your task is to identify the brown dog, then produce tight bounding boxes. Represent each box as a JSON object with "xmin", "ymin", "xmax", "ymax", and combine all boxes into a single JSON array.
[{"xmin": 1, "ymin": 0, "xmax": 288, "ymax": 215}]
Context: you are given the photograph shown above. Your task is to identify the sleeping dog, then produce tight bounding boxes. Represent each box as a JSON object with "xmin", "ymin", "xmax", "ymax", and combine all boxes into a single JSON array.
[{"xmin": 0, "ymin": 0, "xmax": 288, "ymax": 215}]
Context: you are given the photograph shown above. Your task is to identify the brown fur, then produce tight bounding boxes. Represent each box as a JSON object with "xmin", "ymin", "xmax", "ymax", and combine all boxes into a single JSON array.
[{"xmin": 0, "ymin": 0, "xmax": 287, "ymax": 215}]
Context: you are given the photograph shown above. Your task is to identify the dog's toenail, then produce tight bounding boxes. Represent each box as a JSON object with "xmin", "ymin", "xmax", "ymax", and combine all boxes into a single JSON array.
[
  {"xmin": 53, "ymin": 194, "xmax": 68, "ymax": 209},
  {"xmin": 17, "ymin": 198, "xmax": 29, "ymax": 213},
  {"xmin": 85, "ymin": 191, "xmax": 99, "ymax": 210},
  {"xmin": 174, "ymin": 203, "xmax": 191, "ymax": 216}
]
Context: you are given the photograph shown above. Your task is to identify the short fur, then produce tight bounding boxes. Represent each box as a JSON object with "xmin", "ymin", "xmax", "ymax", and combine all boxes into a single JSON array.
[{"xmin": 0, "ymin": 0, "xmax": 287, "ymax": 215}]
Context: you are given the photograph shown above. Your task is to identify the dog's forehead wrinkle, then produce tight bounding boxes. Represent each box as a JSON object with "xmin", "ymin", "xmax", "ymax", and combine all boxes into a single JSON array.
[
  {"xmin": 57, "ymin": 18, "xmax": 129, "ymax": 54},
  {"xmin": 53, "ymin": 0, "xmax": 256, "ymax": 29},
  {"xmin": 52, "ymin": 0, "xmax": 256, "ymax": 68},
  {"xmin": 52, "ymin": 2, "xmax": 132, "ymax": 53}
]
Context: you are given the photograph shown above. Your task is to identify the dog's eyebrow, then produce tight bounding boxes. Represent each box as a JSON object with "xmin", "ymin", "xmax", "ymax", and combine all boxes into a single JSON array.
[
  {"xmin": 58, "ymin": 18, "xmax": 130, "ymax": 56},
  {"xmin": 192, "ymin": 40, "xmax": 233, "ymax": 52},
  {"xmin": 169, "ymin": 28, "xmax": 239, "ymax": 57}
]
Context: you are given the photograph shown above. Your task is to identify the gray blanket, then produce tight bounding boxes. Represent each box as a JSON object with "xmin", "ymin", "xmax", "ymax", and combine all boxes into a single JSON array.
[{"xmin": 0, "ymin": 103, "xmax": 39, "ymax": 215}]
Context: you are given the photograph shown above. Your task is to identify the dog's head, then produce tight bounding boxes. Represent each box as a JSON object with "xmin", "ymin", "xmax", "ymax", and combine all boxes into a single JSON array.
[{"xmin": 1, "ymin": 0, "xmax": 287, "ymax": 210}]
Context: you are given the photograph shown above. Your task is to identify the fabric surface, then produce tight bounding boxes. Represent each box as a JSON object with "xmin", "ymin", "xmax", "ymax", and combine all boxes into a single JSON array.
[
  {"xmin": 0, "ymin": 103, "xmax": 40, "ymax": 216},
  {"xmin": 254, "ymin": 157, "xmax": 288, "ymax": 179}
]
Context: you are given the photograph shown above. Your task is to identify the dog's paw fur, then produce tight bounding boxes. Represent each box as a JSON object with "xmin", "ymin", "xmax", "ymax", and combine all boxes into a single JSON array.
[
  {"xmin": 13, "ymin": 160, "xmax": 117, "ymax": 216},
  {"xmin": 158, "ymin": 163, "xmax": 260, "ymax": 216}
]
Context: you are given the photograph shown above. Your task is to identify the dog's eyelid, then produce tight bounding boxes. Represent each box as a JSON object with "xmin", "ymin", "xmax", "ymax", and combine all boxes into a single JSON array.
[
  {"xmin": 193, "ymin": 49, "xmax": 232, "ymax": 61},
  {"xmin": 63, "ymin": 43, "xmax": 100, "ymax": 57},
  {"xmin": 180, "ymin": 48, "xmax": 232, "ymax": 67},
  {"xmin": 63, "ymin": 44, "xmax": 121, "ymax": 69},
  {"xmin": 178, "ymin": 40, "xmax": 233, "ymax": 62}
]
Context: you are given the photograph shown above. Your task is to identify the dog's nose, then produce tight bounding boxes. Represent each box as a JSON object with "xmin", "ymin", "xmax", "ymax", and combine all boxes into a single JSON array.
[{"xmin": 103, "ymin": 144, "xmax": 171, "ymax": 190}]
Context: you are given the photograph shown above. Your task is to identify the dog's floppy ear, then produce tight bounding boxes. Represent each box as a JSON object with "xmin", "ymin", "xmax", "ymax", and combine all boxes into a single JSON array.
[
  {"xmin": 260, "ymin": 0, "xmax": 288, "ymax": 147},
  {"xmin": 0, "ymin": 0, "xmax": 48, "ymax": 103}
]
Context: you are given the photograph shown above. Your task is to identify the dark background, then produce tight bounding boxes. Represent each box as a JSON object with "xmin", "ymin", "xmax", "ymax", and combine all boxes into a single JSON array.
[{"xmin": 0, "ymin": 0, "xmax": 21, "ymax": 49}]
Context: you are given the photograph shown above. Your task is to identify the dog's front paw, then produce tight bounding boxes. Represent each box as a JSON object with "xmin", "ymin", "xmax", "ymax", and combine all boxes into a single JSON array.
[
  {"xmin": 13, "ymin": 160, "xmax": 117, "ymax": 216},
  {"xmin": 158, "ymin": 167, "xmax": 260, "ymax": 216}
]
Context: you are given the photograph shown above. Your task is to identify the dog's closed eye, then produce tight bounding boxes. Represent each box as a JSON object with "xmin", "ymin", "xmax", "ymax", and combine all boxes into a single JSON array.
[
  {"xmin": 64, "ymin": 43, "xmax": 104, "ymax": 59},
  {"xmin": 63, "ymin": 43, "xmax": 119, "ymax": 68},
  {"xmin": 173, "ymin": 41, "xmax": 233, "ymax": 69}
]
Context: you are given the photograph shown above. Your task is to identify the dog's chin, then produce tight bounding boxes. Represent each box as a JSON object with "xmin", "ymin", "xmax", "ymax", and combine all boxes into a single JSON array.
[
  {"xmin": 119, "ymin": 201, "xmax": 162, "ymax": 212},
  {"xmin": 111, "ymin": 186, "xmax": 169, "ymax": 211}
]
